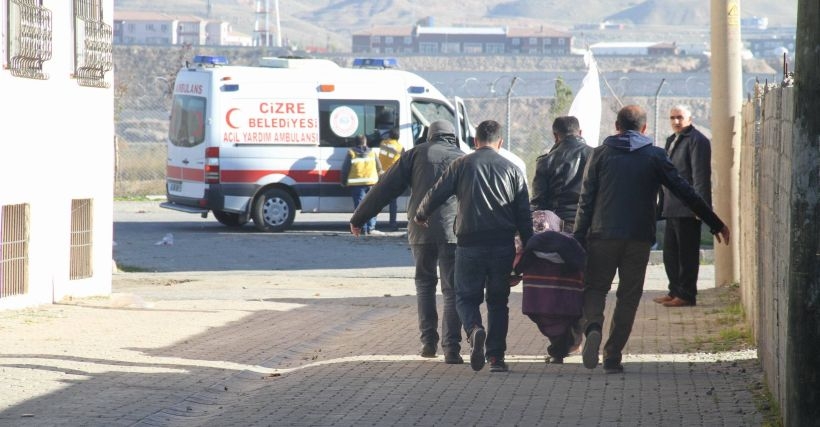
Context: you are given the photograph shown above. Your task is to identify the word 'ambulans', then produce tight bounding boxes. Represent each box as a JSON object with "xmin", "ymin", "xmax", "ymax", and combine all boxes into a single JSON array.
[{"xmin": 161, "ymin": 55, "xmax": 526, "ymax": 232}]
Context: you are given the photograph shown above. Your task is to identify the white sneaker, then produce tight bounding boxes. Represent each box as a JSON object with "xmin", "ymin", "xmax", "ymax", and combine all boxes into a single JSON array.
[{"xmin": 368, "ymin": 229, "xmax": 385, "ymax": 236}]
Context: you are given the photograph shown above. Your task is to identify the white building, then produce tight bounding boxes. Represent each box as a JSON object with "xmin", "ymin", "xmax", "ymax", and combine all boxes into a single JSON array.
[
  {"xmin": 589, "ymin": 41, "xmax": 678, "ymax": 56},
  {"xmin": 1, "ymin": 1, "xmax": 115, "ymax": 310},
  {"xmin": 114, "ymin": 11, "xmax": 252, "ymax": 46}
]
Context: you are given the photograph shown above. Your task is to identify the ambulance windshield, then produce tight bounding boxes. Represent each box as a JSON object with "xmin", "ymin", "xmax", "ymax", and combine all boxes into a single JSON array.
[{"xmin": 410, "ymin": 100, "xmax": 455, "ymax": 145}]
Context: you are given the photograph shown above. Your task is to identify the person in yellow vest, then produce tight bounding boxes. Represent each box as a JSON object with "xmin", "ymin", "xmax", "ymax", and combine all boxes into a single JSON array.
[
  {"xmin": 341, "ymin": 135, "xmax": 383, "ymax": 235},
  {"xmin": 378, "ymin": 127, "xmax": 405, "ymax": 231}
]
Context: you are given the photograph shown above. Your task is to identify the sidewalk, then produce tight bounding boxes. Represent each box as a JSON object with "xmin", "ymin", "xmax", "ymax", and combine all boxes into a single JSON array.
[{"xmin": 0, "ymin": 263, "xmax": 768, "ymax": 426}]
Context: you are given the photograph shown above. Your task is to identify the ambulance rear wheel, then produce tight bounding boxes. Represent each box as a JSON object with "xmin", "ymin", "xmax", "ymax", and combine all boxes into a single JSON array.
[
  {"xmin": 213, "ymin": 210, "xmax": 247, "ymax": 227},
  {"xmin": 252, "ymin": 188, "xmax": 295, "ymax": 232}
]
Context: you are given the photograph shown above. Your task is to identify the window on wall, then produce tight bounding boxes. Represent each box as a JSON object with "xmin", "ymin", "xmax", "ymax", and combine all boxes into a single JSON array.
[
  {"xmin": 6, "ymin": 0, "xmax": 52, "ymax": 80},
  {"xmin": 485, "ymin": 43, "xmax": 504, "ymax": 54},
  {"xmin": 318, "ymin": 100, "xmax": 399, "ymax": 148},
  {"xmin": 418, "ymin": 42, "xmax": 438, "ymax": 54},
  {"xmin": 74, "ymin": 0, "xmax": 113, "ymax": 88},
  {"xmin": 1, "ymin": 203, "xmax": 30, "ymax": 299},
  {"xmin": 70, "ymin": 199, "xmax": 93, "ymax": 280}
]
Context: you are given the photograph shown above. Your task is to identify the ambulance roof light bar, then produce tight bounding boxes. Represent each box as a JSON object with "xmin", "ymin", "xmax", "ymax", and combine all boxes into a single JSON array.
[
  {"xmin": 352, "ymin": 57, "xmax": 399, "ymax": 69},
  {"xmin": 191, "ymin": 55, "xmax": 229, "ymax": 67}
]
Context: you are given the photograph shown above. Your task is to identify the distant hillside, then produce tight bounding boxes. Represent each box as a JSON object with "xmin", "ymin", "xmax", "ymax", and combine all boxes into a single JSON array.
[{"xmin": 113, "ymin": 0, "xmax": 797, "ymax": 51}]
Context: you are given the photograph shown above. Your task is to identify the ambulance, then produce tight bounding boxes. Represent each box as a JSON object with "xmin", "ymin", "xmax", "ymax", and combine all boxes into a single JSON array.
[{"xmin": 161, "ymin": 55, "xmax": 526, "ymax": 232}]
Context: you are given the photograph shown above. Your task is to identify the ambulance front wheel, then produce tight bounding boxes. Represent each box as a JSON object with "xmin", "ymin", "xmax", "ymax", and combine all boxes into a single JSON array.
[{"xmin": 252, "ymin": 188, "xmax": 296, "ymax": 232}]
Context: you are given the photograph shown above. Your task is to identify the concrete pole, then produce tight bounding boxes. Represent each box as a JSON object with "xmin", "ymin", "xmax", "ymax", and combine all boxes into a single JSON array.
[
  {"xmin": 506, "ymin": 77, "xmax": 519, "ymax": 150},
  {"xmin": 787, "ymin": 1, "xmax": 820, "ymax": 424},
  {"xmin": 653, "ymin": 79, "xmax": 666, "ymax": 145},
  {"xmin": 709, "ymin": 0, "xmax": 742, "ymax": 286}
]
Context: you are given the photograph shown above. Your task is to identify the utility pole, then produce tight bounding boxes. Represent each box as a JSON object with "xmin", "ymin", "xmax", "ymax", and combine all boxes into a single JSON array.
[
  {"xmin": 787, "ymin": 1, "xmax": 820, "ymax": 424},
  {"xmin": 709, "ymin": 0, "xmax": 742, "ymax": 286}
]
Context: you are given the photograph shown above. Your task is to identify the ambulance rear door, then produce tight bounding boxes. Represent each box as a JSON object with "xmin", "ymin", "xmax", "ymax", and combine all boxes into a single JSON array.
[{"xmin": 166, "ymin": 70, "xmax": 211, "ymax": 209}]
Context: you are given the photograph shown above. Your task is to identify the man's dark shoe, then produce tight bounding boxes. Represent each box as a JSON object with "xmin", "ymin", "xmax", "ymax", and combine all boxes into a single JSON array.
[
  {"xmin": 488, "ymin": 356, "xmax": 508, "ymax": 372},
  {"xmin": 603, "ymin": 358, "xmax": 624, "ymax": 374},
  {"xmin": 469, "ymin": 328, "xmax": 486, "ymax": 371},
  {"xmin": 546, "ymin": 356, "xmax": 564, "ymax": 364},
  {"xmin": 582, "ymin": 327, "xmax": 602, "ymax": 369},
  {"xmin": 444, "ymin": 352, "xmax": 464, "ymax": 364},
  {"xmin": 420, "ymin": 343, "xmax": 437, "ymax": 358}
]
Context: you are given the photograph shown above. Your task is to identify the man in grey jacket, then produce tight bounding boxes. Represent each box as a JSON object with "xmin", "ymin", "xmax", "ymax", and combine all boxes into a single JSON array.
[
  {"xmin": 415, "ymin": 120, "xmax": 533, "ymax": 373},
  {"xmin": 654, "ymin": 105, "xmax": 712, "ymax": 307},
  {"xmin": 350, "ymin": 120, "xmax": 465, "ymax": 364}
]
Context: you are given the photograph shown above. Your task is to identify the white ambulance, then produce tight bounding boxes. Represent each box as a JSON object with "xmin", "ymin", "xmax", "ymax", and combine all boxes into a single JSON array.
[{"xmin": 161, "ymin": 55, "xmax": 526, "ymax": 232}]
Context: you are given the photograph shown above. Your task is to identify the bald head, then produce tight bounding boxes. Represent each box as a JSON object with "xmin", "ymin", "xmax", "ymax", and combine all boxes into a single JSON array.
[{"xmin": 616, "ymin": 105, "xmax": 647, "ymax": 133}]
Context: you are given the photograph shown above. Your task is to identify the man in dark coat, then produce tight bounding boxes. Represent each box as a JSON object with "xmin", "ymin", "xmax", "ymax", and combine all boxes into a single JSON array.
[
  {"xmin": 654, "ymin": 105, "xmax": 713, "ymax": 307},
  {"xmin": 574, "ymin": 105, "xmax": 730, "ymax": 374},
  {"xmin": 530, "ymin": 116, "xmax": 593, "ymax": 232},
  {"xmin": 350, "ymin": 120, "xmax": 465, "ymax": 364}
]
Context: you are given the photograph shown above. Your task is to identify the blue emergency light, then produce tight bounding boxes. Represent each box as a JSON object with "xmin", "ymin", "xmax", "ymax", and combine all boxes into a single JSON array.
[
  {"xmin": 193, "ymin": 55, "xmax": 229, "ymax": 66},
  {"xmin": 407, "ymin": 86, "xmax": 427, "ymax": 94},
  {"xmin": 352, "ymin": 57, "xmax": 399, "ymax": 69}
]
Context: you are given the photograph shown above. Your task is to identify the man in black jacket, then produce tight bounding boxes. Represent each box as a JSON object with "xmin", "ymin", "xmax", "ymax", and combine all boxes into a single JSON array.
[
  {"xmin": 415, "ymin": 120, "xmax": 533, "ymax": 373},
  {"xmin": 574, "ymin": 105, "xmax": 730, "ymax": 374},
  {"xmin": 350, "ymin": 120, "xmax": 465, "ymax": 364},
  {"xmin": 654, "ymin": 105, "xmax": 712, "ymax": 308},
  {"xmin": 530, "ymin": 116, "xmax": 593, "ymax": 232}
]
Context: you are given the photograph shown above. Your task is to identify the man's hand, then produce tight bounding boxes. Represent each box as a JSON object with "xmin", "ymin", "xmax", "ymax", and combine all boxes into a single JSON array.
[
  {"xmin": 350, "ymin": 223, "xmax": 363, "ymax": 237},
  {"xmin": 508, "ymin": 273, "xmax": 523, "ymax": 287},
  {"xmin": 414, "ymin": 215, "xmax": 429, "ymax": 228},
  {"xmin": 715, "ymin": 226, "xmax": 730, "ymax": 245}
]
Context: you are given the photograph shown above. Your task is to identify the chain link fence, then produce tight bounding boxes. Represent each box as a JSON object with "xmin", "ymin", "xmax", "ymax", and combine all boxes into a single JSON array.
[{"xmin": 113, "ymin": 76, "xmax": 710, "ymax": 197}]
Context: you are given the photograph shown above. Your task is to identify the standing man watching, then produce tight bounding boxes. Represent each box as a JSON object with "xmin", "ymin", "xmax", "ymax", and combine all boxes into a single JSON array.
[
  {"xmin": 377, "ymin": 127, "xmax": 405, "ymax": 231},
  {"xmin": 415, "ymin": 120, "xmax": 533, "ymax": 373},
  {"xmin": 654, "ymin": 105, "xmax": 712, "ymax": 307},
  {"xmin": 530, "ymin": 116, "xmax": 593, "ymax": 232},
  {"xmin": 574, "ymin": 105, "xmax": 730, "ymax": 374},
  {"xmin": 351, "ymin": 121, "xmax": 465, "ymax": 364}
]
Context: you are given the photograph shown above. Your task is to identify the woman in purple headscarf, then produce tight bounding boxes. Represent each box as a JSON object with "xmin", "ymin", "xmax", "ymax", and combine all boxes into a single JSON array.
[{"xmin": 512, "ymin": 210, "xmax": 586, "ymax": 364}]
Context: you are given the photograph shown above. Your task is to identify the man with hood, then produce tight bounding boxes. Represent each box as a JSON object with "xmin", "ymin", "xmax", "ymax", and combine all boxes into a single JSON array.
[
  {"xmin": 350, "ymin": 120, "xmax": 466, "ymax": 364},
  {"xmin": 573, "ymin": 105, "xmax": 730, "ymax": 374}
]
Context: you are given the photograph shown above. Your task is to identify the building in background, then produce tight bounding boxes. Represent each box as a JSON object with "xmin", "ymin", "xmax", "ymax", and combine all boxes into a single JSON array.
[
  {"xmin": 1, "ymin": 1, "xmax": 115, "ymax": 309},
  {"xmin": 114, "ymin": 11, "xmax": 252, "ymax": 46},
  {"xmin": 352, "ymin": 24, "xmax": 573, "ymax": 55},
  {"xmin": 589, "ymin": 41, "xmax": 678, "ymax": 56}
]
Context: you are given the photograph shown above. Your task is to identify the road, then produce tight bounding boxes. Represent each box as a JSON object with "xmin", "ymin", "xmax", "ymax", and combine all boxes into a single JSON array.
[{"xmin": 113, "ymin": 201, "xmax": 711, "ymax": 291}]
